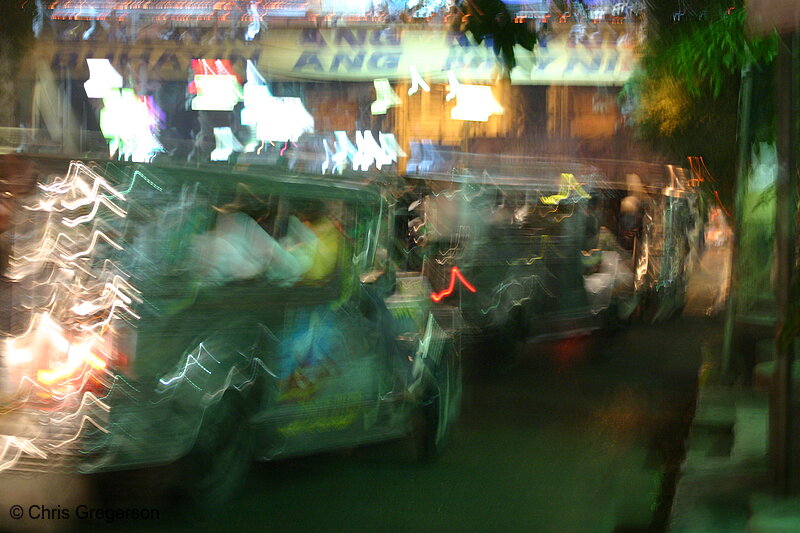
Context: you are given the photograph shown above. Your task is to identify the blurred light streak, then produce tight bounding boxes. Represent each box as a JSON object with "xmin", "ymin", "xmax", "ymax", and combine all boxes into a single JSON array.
[
  {"xmin": 430, "ymin": 266, "xmax": 476, "ymax": 302},
  {"xmin": 158, "ymin": 344, "xmax": 217, "ymax": 387},
  {"xmin": 210, "ymin": 127, "xmax": 244, "ymax": 161},
  {"xmin": 479, "ymin": 273, "xmax": 556, "ymax": 316},
  {"xmin": 5, "ymin": 160, "xmax": 137, "ymax": 404},
  {"xmin": 505, "ymin": 235, "xmax": 564, "ymax": 265},
  {"xmin": 433, "ymin": 227, "xmax": 468, "ymax": 265},
  {"xmin": 48, "ymin": 416, "xmax": 110, "ymax": 449},
  {"xmin": 407, "ymin": 65, "xmax": 430, "ymax": 95},
  {"xmin": 371, "ymin": 79, "xmax": 401, "ymax": 115},
  {"xmin": 634, "ymin": 240, "xmax": 649, "ymax": 291},
  {"xmin": 56, "ymin": 165, "xmax": 127, "ymax": 207},
  {"xmin": 0, "ymin": 437, "xmax": 48, "ymax": 472},
  {"xmin": 84, "ymin": 59, "xmax": 123, "ymax": 99},
  {"xmin": 190, "ymin": 60, "xmax": 243, "ymax": 111},
  {"xmin": 542, "ymin": 202, "xmax": 579, "ymax": 223},
  {"xmin": 539, "ymin": 173, "xmax": 591, "ymax": 205},
  {"xmin": 59, "ymin": 230, "xmax": 124, "ymax": 260},
  {"xmin": 49, "ymin": 393, "xmax": 111, "ymax": 425}
]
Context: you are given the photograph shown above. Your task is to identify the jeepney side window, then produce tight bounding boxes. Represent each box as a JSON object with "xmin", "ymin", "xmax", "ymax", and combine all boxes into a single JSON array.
[
  {"xmin": 123, "ymin": 182, "xmax": 215, "ymax": 284},
  {"xmin": 355, "ymin": 198, "xmax": 395, "ymax": 290},
  {"xmin": 489, "ymin": 187, "xmax": 514, "ymax": 226},
  {"xmin": 487, "ymin": 189, "xmax": 529, "ymax": 229},
  {"xmin": 289, "ymin": 197, "xmax": 348, "ymax": 285},
  {"xmin": 190, "ymin": 193, "xmax": 349, "ymax": 287}
]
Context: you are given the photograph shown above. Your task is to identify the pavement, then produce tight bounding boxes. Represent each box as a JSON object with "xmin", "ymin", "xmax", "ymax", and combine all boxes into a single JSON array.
[{"xmin": 667, "ymin": 242, "xmax": 800, "ymax": 533}]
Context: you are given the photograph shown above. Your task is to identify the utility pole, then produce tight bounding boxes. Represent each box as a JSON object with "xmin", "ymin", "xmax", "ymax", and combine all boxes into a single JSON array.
[
  {"xmin": 772, "ymin": 30, "xmax": 798, "ymax": 493},
  {"xmin": 720, "ymin": 67, "xmax": 752, "ymax": 378}
]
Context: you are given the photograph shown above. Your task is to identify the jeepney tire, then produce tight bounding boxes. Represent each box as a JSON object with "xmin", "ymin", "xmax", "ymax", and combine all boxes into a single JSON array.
[
  {"xmin": 178, "ymin": 390, "xmax": 253, "ymax": 509},
  {"xmin": 410, "ymin": 347, "xmax": 461, "ymax": 464},
  {"xmin": 491, "ymin": 307, "xmax": 526, "ymax": 372}
]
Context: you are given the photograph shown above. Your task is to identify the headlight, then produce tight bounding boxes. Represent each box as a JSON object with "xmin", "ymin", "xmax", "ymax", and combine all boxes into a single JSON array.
[{"xmin": 4, "ymin": 313, "xmax": 133, "ymax": 401}]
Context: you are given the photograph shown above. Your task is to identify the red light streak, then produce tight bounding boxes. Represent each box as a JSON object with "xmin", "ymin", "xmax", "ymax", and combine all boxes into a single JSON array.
[
  {"xmin": 713, "ymin": 190, "xmax": 732, "ymax": 218},
  {"xmin": 430, "ymin": 266, "xmax": 476, "ymax": 303}
]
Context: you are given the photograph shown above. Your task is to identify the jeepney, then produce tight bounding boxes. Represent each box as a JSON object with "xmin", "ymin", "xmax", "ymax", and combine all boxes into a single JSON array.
[
  {"xmin": 397, "ymin": 155, "xmax": 634, "ymax": 356},
  {"xmin": 0, "ymin": 158, "xmax": 460, "ymax": 503}
]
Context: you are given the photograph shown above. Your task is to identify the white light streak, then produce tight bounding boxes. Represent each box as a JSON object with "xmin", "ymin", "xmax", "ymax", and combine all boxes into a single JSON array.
[
  {"xmin": 408, "ymin": 66, "xmax": 430, "ymax": 96},
  {"xmin": 84, "ymin": 59, "xmax": 122, "ymax": 99}
]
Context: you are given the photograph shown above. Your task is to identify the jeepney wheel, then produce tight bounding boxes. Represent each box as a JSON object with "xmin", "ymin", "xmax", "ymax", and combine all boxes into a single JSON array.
[
  {"xmin": 490, "ymin": 306, "xmax": 525, "ymax": 372},
  {"xmin": 410, "ymin": 347, "xmax": 461, "ymax": 463},
  {"xmin": 179, "ymin": 391, "xmax": 253, "ymax": 508}
]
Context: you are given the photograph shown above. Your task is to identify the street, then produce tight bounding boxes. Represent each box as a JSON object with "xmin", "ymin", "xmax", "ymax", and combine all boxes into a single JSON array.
[{"xmin": 68, "ymin": 315, "xmax": 718, "ymax": 533}]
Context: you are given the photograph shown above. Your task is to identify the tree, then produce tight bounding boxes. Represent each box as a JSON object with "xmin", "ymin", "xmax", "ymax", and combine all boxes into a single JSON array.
[
  {"xmin": 450, "ymin": 0, "xmax": 537, "ymax": 71},
  {"xmin": 622, "ymin": 0, "xmax": 777, "ymax": 205}
]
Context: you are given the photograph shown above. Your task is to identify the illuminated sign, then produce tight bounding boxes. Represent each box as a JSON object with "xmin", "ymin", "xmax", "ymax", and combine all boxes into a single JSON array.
[
  {"xmin": 189, "ymin": 59, "xmax": 243, "ymax": 112},
  {"xmin": 84, "ymin": 59, "xmax": 122, "ymax": 98},
  {"xmin": 98, "ymin": 88, "xmax": 164, "ymax": 163},
  {"xmin": 446, "ymin": 72, "xmax": 504, "ymax": 122},
  {"xmin": 370, "ymin": 79, "xmax": 401, "ymax": 115},
  {"xmin": 241, "ymin": 60, "xmax": 314, "ymax": 147}
]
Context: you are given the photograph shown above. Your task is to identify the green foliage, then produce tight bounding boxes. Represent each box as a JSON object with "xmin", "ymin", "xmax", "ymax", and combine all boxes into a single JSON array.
[
  {"xmin": 623, "ymin": 0, "xmax": 778, "ymax": 206},
  {"xmin": 669, "ymin": 9, "xmax": 776, "ymax": 98},
  {"xmin": 640, "ymin": 2, "xmax": 777, "ymax": 97},
  {"xmin": 450, "ymin": 0, "xmax": 537, "ymax": 71}
]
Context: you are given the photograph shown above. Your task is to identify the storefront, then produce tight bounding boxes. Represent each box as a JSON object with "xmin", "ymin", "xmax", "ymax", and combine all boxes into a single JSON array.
[{"xmin": 18, "ymin": 5, "xmax": 642, "ymax": 170}]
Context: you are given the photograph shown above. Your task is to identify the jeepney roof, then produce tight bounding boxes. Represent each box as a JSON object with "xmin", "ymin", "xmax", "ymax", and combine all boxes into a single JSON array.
[
  {"xmin": 405, "ymin": 154, "xmax": 605, "ymax": 191},
  {"xmin": 405, "ymin": 154, "xmax": 691, "ymax": 195},
  {"xmin": 21, "ymin": 155, "xmax": 386, "ymax": 204}
]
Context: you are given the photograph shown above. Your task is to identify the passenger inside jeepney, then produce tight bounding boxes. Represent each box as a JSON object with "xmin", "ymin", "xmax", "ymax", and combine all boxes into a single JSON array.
[
  {"xmin": 284, "ymin": 199, "xmax": 343, "ymax": 283},
  {"xmin": 189, "ymin": 197, "xmax": 342, "ymax": 287},
  {"xmin": 581, "ymin": 196, "xmax": 636, "ymax": 317},
  {"xmin": 582, "ymin": 197, "xmax": 632, "ymax": 273},
  {"xmin": 190, "ymin": 211, "xmax": 299, "ymax": 286}
]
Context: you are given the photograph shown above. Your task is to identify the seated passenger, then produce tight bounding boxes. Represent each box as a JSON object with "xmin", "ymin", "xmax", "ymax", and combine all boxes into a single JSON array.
[
  {"xmin": 190, "ymin": 200, "xmax": 342, "ymax": 287},
  {"xmin": 191, "ymin": 212, "xmax": 304, "ymax": 286},
  {"xmin": 283, "ymin": 200, "xmax": 342, "ymax": 283}
]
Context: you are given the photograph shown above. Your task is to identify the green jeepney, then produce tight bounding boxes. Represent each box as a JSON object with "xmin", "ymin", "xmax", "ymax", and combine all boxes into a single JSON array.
[{"xmin": 0, "ymin": 158, "xmax": 460, "ymax": 501}]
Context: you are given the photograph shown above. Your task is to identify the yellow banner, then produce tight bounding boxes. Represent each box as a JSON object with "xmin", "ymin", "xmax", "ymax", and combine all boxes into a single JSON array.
[{"xmin": 32, "ymin": 25, "xmax": 639, "ymax": 85}]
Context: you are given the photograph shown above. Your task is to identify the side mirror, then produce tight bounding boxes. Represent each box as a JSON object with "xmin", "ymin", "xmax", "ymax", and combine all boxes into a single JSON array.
[{"xmin": 360, "ymin": 248, "xmax": 395, "ymax": 297}]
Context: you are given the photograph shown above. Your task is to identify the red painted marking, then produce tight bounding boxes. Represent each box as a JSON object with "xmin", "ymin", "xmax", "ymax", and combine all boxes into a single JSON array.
[{"xmin": 430, "ymin": 266, "xmax": 477, "ymax": 302}]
